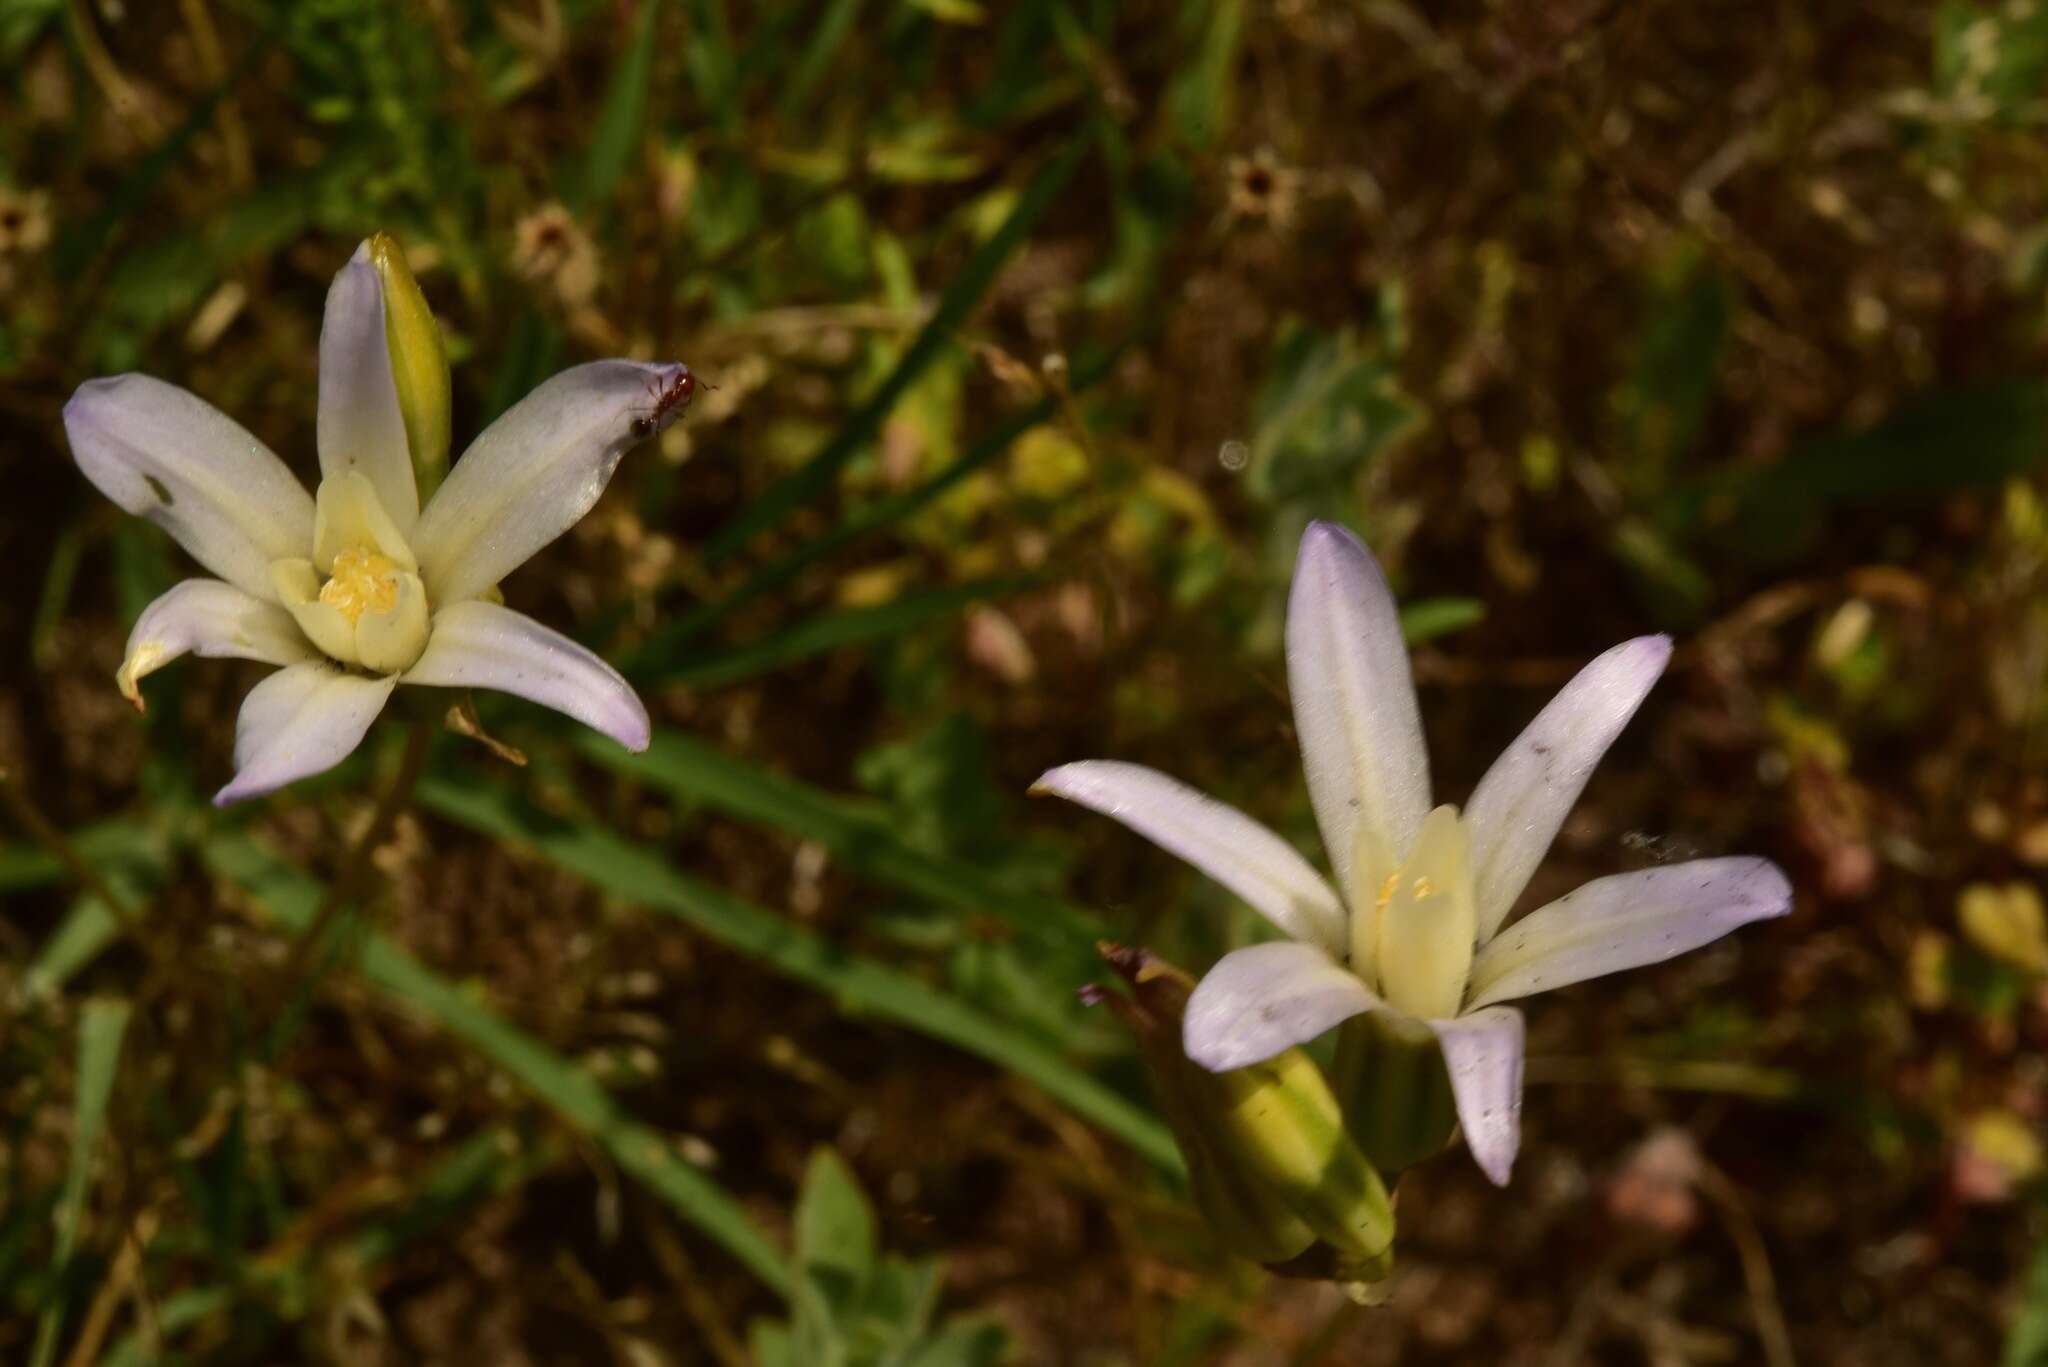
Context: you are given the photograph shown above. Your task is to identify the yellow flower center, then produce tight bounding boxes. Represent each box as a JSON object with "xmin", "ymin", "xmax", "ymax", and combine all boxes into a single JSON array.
[{"xmin": 318, "ymin": 546, "xmax": 402, "ymax": 623}]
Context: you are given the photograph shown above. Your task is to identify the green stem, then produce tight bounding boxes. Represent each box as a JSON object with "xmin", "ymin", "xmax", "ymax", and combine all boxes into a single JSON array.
[{"xmin": 276, "ymin": 719, "xmax": 434, "ymax": 987}]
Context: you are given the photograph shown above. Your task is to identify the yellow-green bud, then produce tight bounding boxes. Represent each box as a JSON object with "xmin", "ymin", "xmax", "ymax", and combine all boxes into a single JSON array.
[
  {"xmin": 1098, "ymin": 945, "xmax": 1396, "ymax": 1284},
  {"xmin": 366, "ymin": 232, "xmax": 451, "ymax": 501}
]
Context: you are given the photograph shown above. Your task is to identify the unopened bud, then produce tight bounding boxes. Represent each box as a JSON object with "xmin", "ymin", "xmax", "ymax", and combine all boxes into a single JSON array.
[
  {"xmin": 365, "ymin": 232, "xmax": 451, "ymax": 500},
  {"xmin": 1097, "ymin": 945, "xmax": 1395, "ymax": 1283}
]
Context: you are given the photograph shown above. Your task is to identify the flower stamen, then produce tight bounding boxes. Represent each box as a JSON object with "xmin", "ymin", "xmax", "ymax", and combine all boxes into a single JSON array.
[{"xmin": 317, "ymin": 546, "xmax": 402, "ymax": 623}]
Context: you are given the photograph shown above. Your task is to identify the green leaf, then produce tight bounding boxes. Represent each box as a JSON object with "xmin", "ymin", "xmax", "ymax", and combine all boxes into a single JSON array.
[
  {"xmin": 796, "ymin": 1147, "xmax": 877, "ymax": 1311},
  {"xmin": 704, "ymin": 136, "xmax": 1090, "ymax": 565},
  {"xmin": 25, "ymin": 885, "xmax": 132, "ymax": 998},
  {"xmin": 634, "ymin": 324, "xmax": 1148, "ymax": 662},
  {"xmin": 1248, "ymin": 320, "xmax": 1420, "ymax": 503},
  {"xmin": 579, "ymin": 731, "xmax": 1098, "ymax": 954},
  {"xmin": 419, "ymin": 775, "xmax": 1181, "ymax": 1173},
  {"xmin": 2009, "ymin": 1231, "xmax": 2048, "ymax": 1367},
  {"xmin": 1397, "ymin": 597, "xmax": 1485, "ymax": 645},
  {"xmin": 103, "ymin": 1126, "xmax": 557, "ymax": 1365},
  {"xmin": 896, "ymin": 1321, "xmax": 1012, "ymax": 1367},
  {"xmin": 1162, "ymin": 0, "xmax": 1246, "ymax": 150},
  {"xmin": 31, "ymin": 998, "xmax": 131, "ymax": 1367},
  {"xmin": 576, "ymin": 0, "xmax": 660, "ymax": 210},
  {"xmin": 1678, "ymin": 380, "xmax": 2048, "ymax": 564},
  {"xmin": 201, "ymin": 831, "xmax": 793, "ymax": 1295},
  {"xmin": 631, "ymin": 575, "xmax": 1040, "ymax": 688},
  {"xmin": 683, "ymin": 0, "xmax": 742, "ymax": 135},
  {"xmin": 51, "ymin": 34, "xmax": 273, "ymax": 283},
  {"xmin": 1617, "ymin": 244, "xmax": 1731, "ymax": 489},
  {"xmin": 780, "ymin": 0, "xmax": 868, "ymax": 119}
]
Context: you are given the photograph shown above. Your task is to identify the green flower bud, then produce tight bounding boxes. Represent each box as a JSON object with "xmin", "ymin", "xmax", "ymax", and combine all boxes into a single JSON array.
[
  {"xmin": 1098, "ymin": 945, "xmax": 1395, "ymax": 1284},
  {"xmin": 366, "ymin": 232, "xmax": 451, "ymax": 501}
]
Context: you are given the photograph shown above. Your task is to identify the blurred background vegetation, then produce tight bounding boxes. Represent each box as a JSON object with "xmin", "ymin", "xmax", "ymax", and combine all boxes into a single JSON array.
[{"xmin": 2, "ymin": 0, "xmax": 2048, "ymax": 1362}]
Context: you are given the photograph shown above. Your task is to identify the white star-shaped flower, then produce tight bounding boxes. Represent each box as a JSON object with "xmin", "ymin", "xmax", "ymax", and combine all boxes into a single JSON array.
[
  {"xmin": 1036, "ymin": 521, "xmax": 1792, "ymax": 1185},
  {"xmin": 65, "ymin": 239, "xmax": 693, "ymax": 804}
]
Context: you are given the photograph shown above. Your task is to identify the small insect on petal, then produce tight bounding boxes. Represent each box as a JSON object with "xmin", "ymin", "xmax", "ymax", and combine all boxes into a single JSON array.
[{"xmin": 630, "ymin": 366, "xmax": 698, "ymax": 439}]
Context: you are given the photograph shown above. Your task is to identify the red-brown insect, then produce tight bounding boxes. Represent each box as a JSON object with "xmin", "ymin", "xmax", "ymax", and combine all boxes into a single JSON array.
[{"xmin": 631, "ymin": 366, "xmax": 697, "ymax": 438}]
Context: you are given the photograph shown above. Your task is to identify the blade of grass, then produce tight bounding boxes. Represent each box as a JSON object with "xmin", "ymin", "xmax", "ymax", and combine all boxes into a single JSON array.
[
  {"xmin": 24, "ymin": 880, "xmax": 139, "ymax": 998},
  {"xmin": 779, "ymin": 0, "xmax": 868, "ymax": 120},
  {"xmin": 1397, "ymin": 597, "xmax": 1485, "ymax": 645},
  {"xmin": 0, "ymin": 819, "xmax": 163, "ymax": 892},
  {"xmin": 101, "ymin": 1126, "xmax": 561, "ymax": 1366},
  {"xmin": 52, "ymin": 34, "xmax": 272, "ymax": 282},
  {"xmin": 628, "ymin": 321, "xmax": 1149, "ymax": 672},
  {"xmin": 418, "ymin": 776, "xmax": 1181, "ymax": 1173},
  {"xmin": 632, "ymin": 574, "xmax": 1040, "ymax": 689},
  {"xmin": 702, "ymin": 135, "xmax": 1089, "ymax": 566},
  {"xmin": 578, "ymin": 731, "xmax": 1096, "ymax": 951},
  {"xmin": 31, "ymin": 999, "xmax": 132, "ymax": 1367},
  {"xmin": 2011, "ymin": 1233, "xmax": 2048, "ymax": 1367},
  {"xmin": 30, "ymin": 520, "xmax": 88, "ymax": 670},
  {"xmin": 573, "ymin": 0, "xmax": 661, "ymax": 211},
  {"xmin": 201, "ymin": 832, "xmax": 793, "ymax": 1295},
  {"xmin": 683, "ymin": 0, "xmax": 742, "ymax": 135}
]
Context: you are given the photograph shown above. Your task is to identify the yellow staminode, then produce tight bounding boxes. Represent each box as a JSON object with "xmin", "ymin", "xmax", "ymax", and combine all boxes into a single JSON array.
[
  {"xmin": 1370, "ymin": 804, "xmax": 1477, "ymax": 1021},
  {"xmin": 317, "ymin": 546, "xmax": 403, "ymax": 623}
]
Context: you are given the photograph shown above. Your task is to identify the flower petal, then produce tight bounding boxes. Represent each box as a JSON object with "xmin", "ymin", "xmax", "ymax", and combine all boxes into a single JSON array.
[
  {"xmin": 411, "ymin": 361, "xmax": 688, "ymax": 605},
  {"xmin": 1032, "ymin": 761, "xmax": 1347, "ymax": 955},
  {"xmin": 116, "ymin": 579, "xmax": 318, "ymax": 709},
  {"xmin": 313, "ymin": 469, "xmax": 417, "ymax": 572},
  {"xmin": 402, "ymin": 600, "xmax": 650, "ymax": 751},
  {"xmin": 1465, "ymin": 857, "xmax": 1793, "ymax": 1010},
  {"xmin": 1184, "ymin": 941, "xmax": 1381, "ymax": 1071},
  {"xmin": 354, "ymin": 571, "xmax": 430, "ymax": 675},
  {"xmin": 1465, "ymin": 635, "xmax": 1673, "ymax": 942},
  {"xmin": 213, "ymin": 662, "xmax": 397, "ymax": 806},
  {"xmin": 318, "ymin": 247, "xmax": 418, "ymax": 534},
  {"xmin": 64, "ymin": 375, "xmax": 313, "ymax": 600},
  {"xmin": 1427, "ymin": 1006, "xmax": 1524, "ymax": 1186},
  {"xmin": 272, "ymin": 558, "xmax": 359, "ymax": 665},
  {"xmin": 1286, "ymin": 521, "xmax": 1431, "ymax": 910}
]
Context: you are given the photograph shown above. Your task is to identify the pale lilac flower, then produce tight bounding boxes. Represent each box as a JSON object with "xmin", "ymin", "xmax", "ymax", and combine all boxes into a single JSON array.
[
  {"xmin": 66, "ymin": 240, "xmax": 692, "ymax": 805},
  {"xmin": 1035, "ymin": 521, "xmax": 1791, "ymax": 1185}
]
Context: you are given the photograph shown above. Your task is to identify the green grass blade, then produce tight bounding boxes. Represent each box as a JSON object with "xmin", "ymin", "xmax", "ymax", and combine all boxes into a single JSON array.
[
  {"xmin": 683, "ymin": 0, "xmax": 742, "ymax": 135},
  {"xmin": 419, "ymin": 777, "xmax": 1181, "ymax": 1173},
  {"xmin": 703, "ymin": 136, "xmax": 1090, "ymax": 566},
  {"xmin": 1397, "ymin": 597, "xmax": 1485, "ymax": 645},
  {"xmin": 32, "ymin": 998, "xmax": 132, "ymax": 1367},
  {"xmin": 780, "ymin": 0, "xmax": 868, "ymax": 120},
  {"xmin": 101, "ymin": 1125, "xmax": 557, "ymax": 1365},
  {"xmin": 101, "ymin": 1289, "xmax": 235, "ymax": 1367},
  {"xmin": 637, "ymin": 323, "xmax": 1147, "ymax": 662},
  {"xmin": 577, "ymin": 730, "xmax": 1096, "ymax": 952},
  {"xmin": 628, "ymin": 574, "xmax": 1039, "ymax": 686},
  {"xmin": 51, "ymin": 35, "xmax": 271, "ymax": 283},
  {"xmin": 24, "ymin": 885, "xmax": 132, "ymax": 998},
  {"xmin": 201, "ymin": 832, "xmax": 794, "ymax": 1295},
  {"xmin": 576, "ymin": 0, "xmax": 661, "ymax": 210},
  {"xmin": 2009, "ymin": 1232, "xmax": 2048, "ymax": 1367}
]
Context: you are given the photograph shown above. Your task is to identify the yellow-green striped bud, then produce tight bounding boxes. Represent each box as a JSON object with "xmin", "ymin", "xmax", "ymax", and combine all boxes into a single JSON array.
[
  {"xmin": 366, "ymin": 232, "xmax": 451, "ymax": 501},
  {"xmin": 1098, "ymin": 945, "xmax": 1395, "ymax": 1284}
]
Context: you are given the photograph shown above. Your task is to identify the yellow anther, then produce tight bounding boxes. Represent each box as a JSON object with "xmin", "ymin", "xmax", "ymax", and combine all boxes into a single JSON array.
[
  {"xmin": 1410, "ymin": 876, "xmax": 1437, "ymax": 900},
  {"xmin": 318, "ymin": 546, "xmax": 401, "ymax": 623}
]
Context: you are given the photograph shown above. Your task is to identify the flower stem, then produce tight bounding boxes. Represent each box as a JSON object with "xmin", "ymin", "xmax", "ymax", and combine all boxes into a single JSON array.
[{"xmin": 279, "ymin": 718, "xmax": 434, "ymax": 983}]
